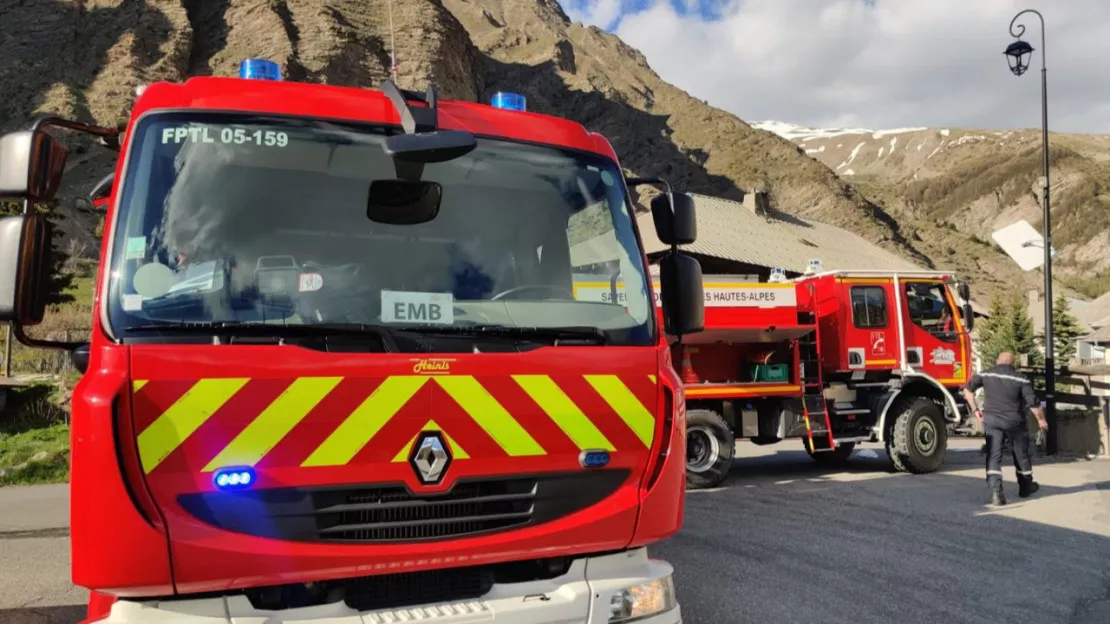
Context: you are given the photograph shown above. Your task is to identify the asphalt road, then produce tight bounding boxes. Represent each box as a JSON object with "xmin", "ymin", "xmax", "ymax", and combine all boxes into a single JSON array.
[
  {"xmin": 656, "ymin": 440, "xmax": 1110, "ymax": 624},
  {"xmin": 1, "ymin": 440, "xmax": 1109, "ymax": 624}
]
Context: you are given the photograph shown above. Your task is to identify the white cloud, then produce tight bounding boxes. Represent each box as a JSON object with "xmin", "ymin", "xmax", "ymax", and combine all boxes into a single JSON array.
[
  {"xmin": 565, "ymin": 0, "xmax": 625, "ymax": 30},
  {"xmin": 573, "ymin": 0, "xmax": 1110, "ymax": 133}
]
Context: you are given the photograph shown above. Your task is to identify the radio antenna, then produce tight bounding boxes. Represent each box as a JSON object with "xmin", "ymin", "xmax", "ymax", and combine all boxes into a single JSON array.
[{"xmin": 388, "ymin": 0, "xmax": 399, "ymax": 82}]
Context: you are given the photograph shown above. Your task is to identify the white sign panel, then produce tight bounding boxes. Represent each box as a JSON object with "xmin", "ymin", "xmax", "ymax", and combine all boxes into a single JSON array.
[
  {"xmin": 574, "ymin": 284, "xmax": 662, "ymax": 307},
  {"xmin": 701, "ymin": 285, "xmax": 796, "ymax": 308},
  {"xmin": 381, "ymin": 291, "xmax": 454, "ymax": 325},
  {"xmin": 991, "ymin": 219, "xmax": 1057, "ymax": 272},
  {"xmin": 573, "ymin": 281, "xmax": 796, "ymax": 309}
]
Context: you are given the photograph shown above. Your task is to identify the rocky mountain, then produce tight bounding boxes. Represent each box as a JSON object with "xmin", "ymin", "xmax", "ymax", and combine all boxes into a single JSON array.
[
  {"xmin": 755, "ymin": 121, "xmax": 1110, "ymax": 300},
  {"xmin": 0, "ymin": 0, "xmax": 1102, "ymax": 305}
]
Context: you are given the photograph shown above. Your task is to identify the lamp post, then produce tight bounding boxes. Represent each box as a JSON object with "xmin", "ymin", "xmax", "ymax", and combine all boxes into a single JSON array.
[{"xmin": 1004, "ymin": 8, "xmax": 1056, "ymax": 455}]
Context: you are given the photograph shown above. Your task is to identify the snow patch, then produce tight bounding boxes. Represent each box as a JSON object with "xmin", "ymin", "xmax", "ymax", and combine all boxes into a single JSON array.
[
  {"xmin": 871, "ymin": 127, "xmax": 927, "ymax": 138},
  {"xmin": 927, "ymin": 145, "xmax": 942, "ymax": 159},
  {"xmin": 805, "ymin": 145, "xmax": 826, "ymax": 154},
  {"xmin": 878, "ymin": 146, "xmax": 885, "ymax": 158},
  {"xmin": 843, "ymin": 168, "xmax": 855, "ymax": 175},
  {"xmin": 917, "ymin": 143, "xmax": 923, "ymax": 151},
  {"xmin": 952, "ymin": 134, "xmax": 986, "ymax": 147},
  {"xmin": 939, "ymin": 129, "xmax": 951, "ymax": 137},
  {"xmin": 890, "ymin": 137, "xmax": 898, "ymax": 153},
  {"xmin": 846, "ymin": 142, "xmax": 865, "ymax": 165},
  {"xmin": 752, "ymin": 120, "xmax": 872, "ymax": 141}
]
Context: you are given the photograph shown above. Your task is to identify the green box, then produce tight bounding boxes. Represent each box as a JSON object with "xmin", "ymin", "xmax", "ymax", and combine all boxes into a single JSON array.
[{"xmin": 750, "ymin": 363, "xmax": 789, "ymax": 383}]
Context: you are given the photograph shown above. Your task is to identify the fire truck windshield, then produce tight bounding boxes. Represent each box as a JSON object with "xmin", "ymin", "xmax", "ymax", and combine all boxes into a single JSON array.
[{"xmin": 105, "ymin": 112, "xmax": 655, "ymax": 346}]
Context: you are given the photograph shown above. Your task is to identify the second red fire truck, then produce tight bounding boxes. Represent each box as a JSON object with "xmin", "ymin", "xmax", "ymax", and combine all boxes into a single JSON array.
[{"xmin": 577, "ymin": 265, "xmax": 975, "ymax": 489}]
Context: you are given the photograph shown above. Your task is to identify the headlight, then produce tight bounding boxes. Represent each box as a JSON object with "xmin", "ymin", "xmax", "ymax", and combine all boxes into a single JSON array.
[{"xmin": 608, "ymin": 575, "xmax": 676, "ymax": 622}]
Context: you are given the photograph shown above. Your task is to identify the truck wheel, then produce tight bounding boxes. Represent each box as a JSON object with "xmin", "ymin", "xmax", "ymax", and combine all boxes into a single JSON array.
[
  {"xmin": 804, "ymin": 440, "xmax": 855, "ymax": 464},
  {"xmin": 685, "ymin": 409, "xmax": 734, "ymax": 489},
  {"xmin": 888, "ymin": 397, "xmax": 947, "ymax": 474}
]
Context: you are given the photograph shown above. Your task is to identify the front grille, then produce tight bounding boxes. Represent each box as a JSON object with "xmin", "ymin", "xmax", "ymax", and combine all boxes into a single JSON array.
[
  {"xmin": 179, "ymin": 470, "xmax": 628, "ymax": 543},
  {"xmin": 339, "ymin": 567, "xmax": 493, "ymax": 611},
  {"xmin": 244, "ymin": 555, "xmax": 576, "ymax": 612},
  {"xmin": 315, "ymin": 478, "xmax": 537, "ymax": 541}
]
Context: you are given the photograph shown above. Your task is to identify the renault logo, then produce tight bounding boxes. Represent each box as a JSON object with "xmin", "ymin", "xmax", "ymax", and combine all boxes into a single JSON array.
[{"xmin": 410, "ymin": 431, "xmax": 452, "ymax": 485}]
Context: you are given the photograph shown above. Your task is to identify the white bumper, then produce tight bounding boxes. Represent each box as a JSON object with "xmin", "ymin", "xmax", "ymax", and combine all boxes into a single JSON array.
[{"xmin": 94, "ymin": 548, "xmax": 681, "ymax": 624}]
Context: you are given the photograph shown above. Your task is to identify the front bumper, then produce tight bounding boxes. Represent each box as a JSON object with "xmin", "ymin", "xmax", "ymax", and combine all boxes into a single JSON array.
[{"xmin": 91, "ymin": 548, "xmax": 681, "ymax": 624}]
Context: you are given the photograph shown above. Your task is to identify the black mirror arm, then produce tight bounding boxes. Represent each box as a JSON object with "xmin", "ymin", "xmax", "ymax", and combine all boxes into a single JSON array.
[
  {"xmin": 379, "ymin": 81, "xmax": 437, "ymax": 134},
  {"xmin": 11, "ymin": 322, "xmax": 86, "ymax": 351},
  {"xmin": 16, "ymin": 117, "xmax": 122, "ymax": 214},
  {"xmin": 626, "ymin": 177, "xmax": 676, "ymax": 220}
]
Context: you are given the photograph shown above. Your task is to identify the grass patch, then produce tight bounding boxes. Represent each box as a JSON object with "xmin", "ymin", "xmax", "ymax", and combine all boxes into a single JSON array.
[
  {"xmin": 0, "ymin": 425, "xmax": 69, "ymax": 486},
  {"xmin": 0, "ymin": 383, "xmax": 71, "ymax": 486}
]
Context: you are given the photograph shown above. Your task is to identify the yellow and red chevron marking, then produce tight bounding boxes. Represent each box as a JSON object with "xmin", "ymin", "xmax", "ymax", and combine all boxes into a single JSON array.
[{"xmin": 131, "ymin": 374, "xmax": 658, "ymax": 475}]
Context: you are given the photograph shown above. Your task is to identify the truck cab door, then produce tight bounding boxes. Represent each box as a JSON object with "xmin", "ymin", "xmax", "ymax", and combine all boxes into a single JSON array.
[{"xmin": 899, "ymin": 280, "xmax": 969, "ymax": 386}]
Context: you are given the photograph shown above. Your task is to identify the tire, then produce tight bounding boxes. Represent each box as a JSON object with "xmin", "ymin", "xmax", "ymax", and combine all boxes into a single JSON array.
[
  {"xmin": 804, "ymin": 439, "xmax": 855, "ymax": 464},
  {"xmin": 888, "ymin": 397, "xmax": 947, "ymax": 474},
  {"xmin": 685, "ymin": 409, "xmax": 734, "ymax": 489}
]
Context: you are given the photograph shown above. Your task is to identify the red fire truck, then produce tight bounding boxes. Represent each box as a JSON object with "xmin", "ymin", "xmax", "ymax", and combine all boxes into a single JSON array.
[
  {"xmin": 0, "ymin": 59, "xmax": 706, "ymax": 623},
  {"xmin": 648, "ymin": 269, "xmax": 974, "ymax": 489}
]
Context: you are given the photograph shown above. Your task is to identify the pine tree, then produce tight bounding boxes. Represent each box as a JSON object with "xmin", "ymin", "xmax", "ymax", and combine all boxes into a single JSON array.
[
  {"xmin": 975, "ymin": 292, "xmax": 1040, "ymax": 368},
  {"xmin": 975, "ymin": 293, "xmax": 1016, "ymax": 367},
  {"xmin": 1010, "ymin": 293, "xmax": 1040, "ymax": 366},
  {"xmin": 1041, "ymin": 294, "xmax": 1082, "ymax": 363}
]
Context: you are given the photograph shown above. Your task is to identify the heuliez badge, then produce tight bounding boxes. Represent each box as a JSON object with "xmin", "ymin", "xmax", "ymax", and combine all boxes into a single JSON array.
[{"xmin": 381, "ymin": 291, "xmax": 454, "ymax": 325}]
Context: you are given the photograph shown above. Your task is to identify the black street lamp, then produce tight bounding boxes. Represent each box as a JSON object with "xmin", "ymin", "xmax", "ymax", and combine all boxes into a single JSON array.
[{"xmin": 1004, "ymin": 8, "xmax": 1056, "ymax": 455}]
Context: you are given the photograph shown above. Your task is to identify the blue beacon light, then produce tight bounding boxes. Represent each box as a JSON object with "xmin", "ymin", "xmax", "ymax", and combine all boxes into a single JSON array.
[
  {"xmin": 214, "ymin": 466, "xmax": 256, "ymax": 490},
  {"xmin": 239, "ymin": 59, "xmax": 282, "ymax": 81},
  {"xmin": 490, "ymin": 92, "xmax": 527, "ymax": 112},
  {"xmin": 580, "ymin": 450, "xmax": 611, "ymax": 469}
]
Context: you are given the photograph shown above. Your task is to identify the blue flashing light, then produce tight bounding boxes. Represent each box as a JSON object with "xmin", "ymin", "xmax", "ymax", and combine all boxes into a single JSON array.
[
  {"xmin": 581, "ymin": 450, "xmax": 611, "ymax": 469},
  {"xmin": 214, "ymin": 467, "xmax": 256, "ymax": 490},
  {"xmin": 490, "ymin": 92, "xmax": 527, "ymax": 112},
  {"xmin": 239, "ymin": 59, "xmax": 282, "ymax": 81}
]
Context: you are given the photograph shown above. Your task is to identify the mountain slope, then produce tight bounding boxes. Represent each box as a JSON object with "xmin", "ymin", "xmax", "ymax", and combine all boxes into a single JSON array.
[
  {"xmin": 755, "ymin": 121, "xmax": 1110, "ymax": 299},
  {"xmin": 0, "ymin": 0, "xmax": 1065, "ymax": 305}
]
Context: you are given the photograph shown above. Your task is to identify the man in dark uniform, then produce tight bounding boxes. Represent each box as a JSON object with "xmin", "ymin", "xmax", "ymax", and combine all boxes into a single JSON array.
[{"xmin": 961, "ymin": 352, "xmax": 1048, "ymax": 506}]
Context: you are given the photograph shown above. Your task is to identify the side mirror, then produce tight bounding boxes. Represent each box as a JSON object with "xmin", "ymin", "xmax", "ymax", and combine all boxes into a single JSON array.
[
  {"xmin": 0, "ymin": 129, "xmax": 70, "ymax": 202},
  {"xmin": 962, "ymin": 302, "xmax": 974, "ymax": 332},
  {"xmin": 650, "ymin": 191, "xmax": 696, "ymax": 245},
  {"xmin": 71, "ymin": 343, "xmax": 90, "ymax": 374},
  {"xmin": 957, "ymin": 282, "xmax": 970, "ymax": 303},
  {"xmin": 0, "ymin": 214, "xmax": 52, "ymax": 325},
  {"xmin": 658, "ymin": 251, "xmax": 704, "ymax": 336}
]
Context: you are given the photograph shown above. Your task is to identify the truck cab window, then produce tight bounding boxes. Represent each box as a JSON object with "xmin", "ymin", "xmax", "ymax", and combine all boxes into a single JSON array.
[
  {"xmin": 904, "ymin": 282, "xmax": 958, "ymax": 342},
  {"xmin": 850, "ymin": 286, "xmax": 887, "ymax": 328}
]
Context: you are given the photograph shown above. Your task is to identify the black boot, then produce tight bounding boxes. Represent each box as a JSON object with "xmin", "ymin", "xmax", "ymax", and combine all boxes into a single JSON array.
[
  {"xmin": 1018, "ymin": 479, "xmax": 1040, "ymax": 499},
  {"xmin": 990, "ymin": 490, "xmax": 1007, "ymax": 506}
]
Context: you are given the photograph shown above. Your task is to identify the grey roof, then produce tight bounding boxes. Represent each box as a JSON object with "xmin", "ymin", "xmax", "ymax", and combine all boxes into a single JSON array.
[
  {"xmin": 1084, "ymin": 324, "xmax": 1110, "ymax": 344},
  {"xmin": 1027, "ymin": 291, "xmax": 1110, "ymax": 336},
  {"xmin": 637, "ymin": 193, "xmax": 923, "ymax": 274}
]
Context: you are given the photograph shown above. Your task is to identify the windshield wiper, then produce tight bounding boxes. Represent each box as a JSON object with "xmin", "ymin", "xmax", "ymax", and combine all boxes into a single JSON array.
[
  {"xmin": 125, "ymin": 322, "xmax": 400, "ymax": 351},
  {"xmin": 403, "ymin": 325, "xmax": 608, "ymax": 345}
]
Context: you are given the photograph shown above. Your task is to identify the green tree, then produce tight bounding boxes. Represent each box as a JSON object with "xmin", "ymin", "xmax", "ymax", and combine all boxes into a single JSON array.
[
  {"xmin": 975, "ymin": 292, "xmax": 1040, "ymax": 367},
  {"xmin": 1038, "ymin": 295, "xmax": 1082, "ymax": 363}
]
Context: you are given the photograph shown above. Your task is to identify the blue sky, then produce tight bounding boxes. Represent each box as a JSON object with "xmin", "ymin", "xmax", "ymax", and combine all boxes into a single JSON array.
[{"xmin": 561, "ymin": 0, "xmax": 1110, "ymax": 133}]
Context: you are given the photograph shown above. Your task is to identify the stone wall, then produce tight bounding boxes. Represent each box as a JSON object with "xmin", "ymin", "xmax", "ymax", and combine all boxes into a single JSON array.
[{"xmin": 1029, "ymin": 406, "xmax": 1110, "ymax": 457}]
